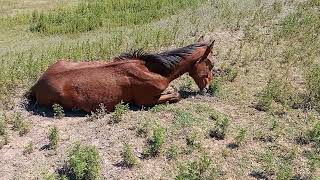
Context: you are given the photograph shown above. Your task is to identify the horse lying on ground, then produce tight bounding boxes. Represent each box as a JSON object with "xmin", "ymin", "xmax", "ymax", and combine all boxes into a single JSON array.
[{"xmin": 27, "ymin": 37, "xmax": 215, "ymax": 112}]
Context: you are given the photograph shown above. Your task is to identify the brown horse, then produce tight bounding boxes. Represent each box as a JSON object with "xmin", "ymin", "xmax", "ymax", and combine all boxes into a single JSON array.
[{"xmin": 27, "ymin": 37, "xmax": 215, "ymax": 112}]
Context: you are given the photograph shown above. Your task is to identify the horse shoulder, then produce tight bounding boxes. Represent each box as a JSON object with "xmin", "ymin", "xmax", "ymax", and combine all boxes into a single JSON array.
[{"xmin": 122, "ymin": 62, "xmax": 169, "ymax": 91}]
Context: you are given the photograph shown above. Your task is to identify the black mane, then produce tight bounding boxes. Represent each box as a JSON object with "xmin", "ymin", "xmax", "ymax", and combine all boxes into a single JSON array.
[{"xmin": 115, "ymin": 43, "xmax": 208, "ymax": 75}]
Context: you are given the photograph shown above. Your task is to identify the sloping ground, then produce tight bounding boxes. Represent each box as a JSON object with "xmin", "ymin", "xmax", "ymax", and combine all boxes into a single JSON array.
[{"xmin": 0, "ymin": 0, "xmax": 320, "ymax": 179}]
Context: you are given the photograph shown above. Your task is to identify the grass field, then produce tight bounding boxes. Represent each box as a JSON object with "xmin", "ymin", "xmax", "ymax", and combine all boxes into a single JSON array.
[{"xmin": 0, "ymin": 0, "xmax": 320, "ymax": 179}]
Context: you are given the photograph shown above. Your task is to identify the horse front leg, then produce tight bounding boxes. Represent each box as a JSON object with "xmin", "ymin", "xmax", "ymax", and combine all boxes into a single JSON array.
[
  {"xmin": 135, "ymin": 92, "xmax": 181, "ymax": 106},
  {"xmin": 156, "ymin": 92, "xmax": 181, "ymax": 104}
]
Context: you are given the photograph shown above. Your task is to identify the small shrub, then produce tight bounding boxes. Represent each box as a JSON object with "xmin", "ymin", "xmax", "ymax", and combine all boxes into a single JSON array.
[
  {"xmin": 209, "ymin": 116, "xmax": 230, "ymax": 140},
  {"xmin": 23, "ymin": 142, "xmax": 34, "ymax": 155},
  {"xmin": 176, "ymin": 155, "xmax": 220, "ymax": 179},
  {"xmin": 209, "ymin": 77, "xmax": 221, "ymax": 96},
  {"xmin": 122, "ymin": 143, "xmax": 138, "ymax": 167},
  {"xmin": 256, "ymin": 88, "xmax": 273, "ymax": 111},
  {"xmin": 53, "ymin": 104, "xmax": 65, "ymax": 119},
  {"xmin": 144, "ymin": 126, "xmax": 166, "ymax": 157},
  {"xmin": 234, "ymin": 128, "xmax": 247, "ymax": 146},
  {"xmin": 111, "ymin": 101, "xmax": 129, "ymax": 123},
  {"xmin": 166, "ymin": 145, "xmax": 179, "ymax": 160},
  {"xmin": 67, "ymin": 143, "xmax": 101, "ymax": 180},
  {"xmin": 49, "ymin": 126, "xmax": 59, "ymax": 150},
  {"xmin": 87, "ymin": 103, "xmax": 107, "ymax": 121}
]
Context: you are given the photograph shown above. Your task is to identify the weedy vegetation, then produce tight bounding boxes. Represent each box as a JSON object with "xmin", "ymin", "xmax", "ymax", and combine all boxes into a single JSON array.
[
  {"xmin": 53, "ymin": 104, "xmax": 65, "ymax": 119},
  {"xmin": 111, "ymin": 101, "xmax": 129, "ymax": 123},
  {"xmin": 48, "ymin": 126, "xmax": 59, "ymax": 150},
  {"xmin": 122, "ymin": 143, "xmax": 139, "ymax": 167},
  {"xmin": 64, "ymin": 143, "xmax": 101, "ymax": 180},
  {"xmin": 144, "ymin": 126, "xmax": 166, "ymax": 157}
]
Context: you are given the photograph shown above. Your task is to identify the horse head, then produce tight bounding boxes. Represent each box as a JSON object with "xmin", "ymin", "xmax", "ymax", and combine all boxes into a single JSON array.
[{"xmin": 188, "ymin": 36, "xmax": 215, "ymax": 93}]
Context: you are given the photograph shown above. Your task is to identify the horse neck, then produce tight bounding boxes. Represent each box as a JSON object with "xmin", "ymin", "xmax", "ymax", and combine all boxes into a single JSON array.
[{"xmin": 166, "ymin": 48, "xmax": 205, "ymax": 82}]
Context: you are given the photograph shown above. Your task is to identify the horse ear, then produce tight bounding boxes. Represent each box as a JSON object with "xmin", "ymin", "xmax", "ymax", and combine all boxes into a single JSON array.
[
  {"xmin": 197, "ymin": 35, "xmax": 205, "ymax": 43},
  {"xmin": 198, "ymin": 40, "xmax": 215, "ymax": 63}
]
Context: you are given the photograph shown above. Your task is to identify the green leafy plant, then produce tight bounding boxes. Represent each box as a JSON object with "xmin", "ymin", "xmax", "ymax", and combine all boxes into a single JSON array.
[
  {"xmin": 66, "ymin": 143, "xmax": 101, "ymax": 180},
  {"xmin": 209, "ymin": 116, "xmax": 230, "ymax": 140},
  {"xmin": 111, "ymin": 101, "xmax": 129, "ymax": 123},
  {"xmin": 122, "ymin": 143, "xmax": 139, "ymax": 167},
  {"xmin": 144, "ymin": 126, "xmax": 166, "ymax": 157},
  {"xmin": 48, "ymin": 126, "xmax": 59, "ymax": 150},
  {"xmin": 53, "ymin": 104, "xmax": 65, "ymax": 119}
]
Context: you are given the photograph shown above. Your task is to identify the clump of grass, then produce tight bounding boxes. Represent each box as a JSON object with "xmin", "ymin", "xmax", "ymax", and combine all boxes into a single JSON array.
[
  {"xmin": 259, "ymin": 150, "xmax": 275, "ymax": 176},
  {"xmin": 306, "ymin": 64, "xmax": 320, "ymax": 111},
  {"xmin": 48, "ymin": 126, "xmax": 59, "ymax": 150},
  {"xmin": 122, "ymin": 143, "xmax": 139, "ymax": 167},
  {"xmin": 208, "ymin": 77, "xmax": 222, "ymax": 96},
  {"xmin": 166, "ymin": 145, "xmax": 179, "ymax": 160},
  {"xmin": 136, "ymin": 122, "xmax": 151, "ymax": 138},
  {"xmin": 223, "ymin": 67, "xmax": 238, "ymax": 82},
  {"xmin": 209, "ymin": 116, "xmax": 230, "ymax": 140},
  {"xmin": 174, "ymin": 110, "xmax": 196, "ymax": 128},
  {"xmin": 180, "ymin": 76, "xmax": 193, "ymax": 91},
  {"xmin": 305, "ymin": 150, "xmax": 320, "ymax": 179},
  {"xmin": 275, "ymin": 154, "xmax": 294, "ymax": 180},
  {"xmin": 65, "ymin": 143, "xmax": 101, "ymax": 180},
  {"xmin": 0, "ymin": 134, "xmax": 8, "ymax": 149},
  {"xmin": 185, "ymin": 132, "xmax": 201, "ymax": 154},
  {"xmin": 234, "ymin": 128, "xmax": 247, "ymax": 147},
  {"xmin": 12, "ymin": 113, "xmax": 30, "ymax": 136},
  {"xmin": 53, "ymin": 104, "xmax": 65, "ymax": 119},
  {"xmin": 111, "ymin": 101, "xmax": 129, "ymax": 123},
  {"xmin": 176, "ymin": 155, "xmax": 221, "ymax": 179},
  {"xmin": 150, "ymin": 104, "xmax": 166, "ymax": 113},
  {"xmin": 144, "ymin": 126, "xmax": 166, "ymax": 157},
  {"xmin": 23, "ymin": 142, "xmax": 34, "ymax": 155},
  {"xmin": 87, "ymin": 103, "xmax": 107, "ymax": 121},
  {"xmin": 256, "ymin": 75, "xmax": 295, "ymax": 111},
  {"xmin": 308, "ymin": 122, "xmax": 320, "ymax": 150}
]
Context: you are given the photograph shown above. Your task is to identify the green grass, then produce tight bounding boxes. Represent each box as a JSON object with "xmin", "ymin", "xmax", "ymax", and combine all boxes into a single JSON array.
[{"xmin": 28, "ymin": 0, "xmax": 203, "ymax": 34}]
